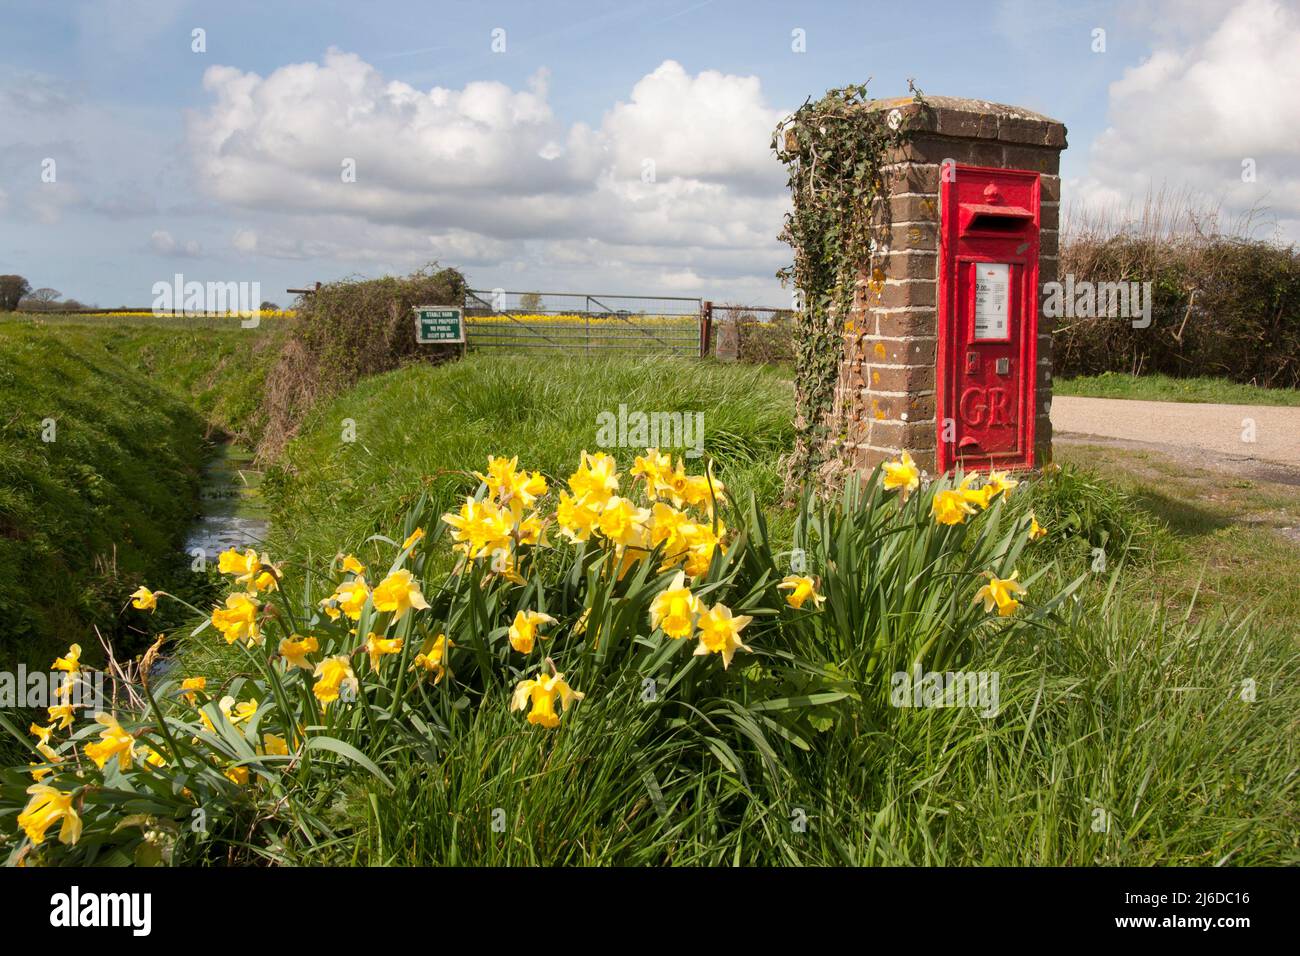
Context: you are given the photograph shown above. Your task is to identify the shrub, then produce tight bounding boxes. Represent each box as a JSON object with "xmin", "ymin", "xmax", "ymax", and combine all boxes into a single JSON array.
[
  {"xmin": 1056, "ymin": 195, "xmax": 1300, "ymax": 387},
  {"xmin": 258, "ymin": 264, "xmax": 466, "ymax": 460}
]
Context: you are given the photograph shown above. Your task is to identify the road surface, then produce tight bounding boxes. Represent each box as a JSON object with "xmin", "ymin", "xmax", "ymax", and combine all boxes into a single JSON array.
[{"xmin": 1051, "ymin": 396, "xmax": 1300, "ymax": 470}]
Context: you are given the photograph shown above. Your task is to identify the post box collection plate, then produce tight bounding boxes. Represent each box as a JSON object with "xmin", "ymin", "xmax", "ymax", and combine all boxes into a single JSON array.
[{"xmin": 937, "ymin": 165, "xmax": 1041, "ymax": 473}]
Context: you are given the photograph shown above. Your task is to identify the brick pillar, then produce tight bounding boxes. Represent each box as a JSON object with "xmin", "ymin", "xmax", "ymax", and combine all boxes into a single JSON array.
[{"xmin": 833, "ymin": 96, "xmax": 1067, "ymax": 476}]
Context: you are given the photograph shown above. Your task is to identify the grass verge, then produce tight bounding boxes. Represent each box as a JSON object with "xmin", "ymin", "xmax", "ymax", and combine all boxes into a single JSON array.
[{"xmin": 1056, "ymin": 371, "xmax": 1300, "ymax": 407}]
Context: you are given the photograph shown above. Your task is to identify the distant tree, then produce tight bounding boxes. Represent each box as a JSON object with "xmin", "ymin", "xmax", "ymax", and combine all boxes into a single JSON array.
[
  {"xmin": 518, "ymin": 292, "xmax": 543, "ymax": 312},
  {"xmin": 21, "ymin": 288, "xmax": 62, "ymax": 311},
  {"xmin": 0, "ymin": 275, "xmax": 31, "ymax": 311},
  {"xmin": 260, "ymin": 300, "xmax": 280, "ymax": 312}
]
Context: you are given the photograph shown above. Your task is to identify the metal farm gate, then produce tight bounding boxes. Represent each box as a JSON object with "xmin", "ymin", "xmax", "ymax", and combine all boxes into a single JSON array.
[{"xmin": 463, "ymin": 290, "xmax": 706, "ymax": 356}]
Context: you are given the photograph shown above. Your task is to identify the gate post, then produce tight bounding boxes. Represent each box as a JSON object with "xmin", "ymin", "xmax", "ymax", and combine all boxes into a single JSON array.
[
  {"xmin": 833, "ymin": 96, "xmax": 1066, "ymax": 476},
  {"xmin": 700, "ymin": 300, "xmax": 713, "ymax": 358}
]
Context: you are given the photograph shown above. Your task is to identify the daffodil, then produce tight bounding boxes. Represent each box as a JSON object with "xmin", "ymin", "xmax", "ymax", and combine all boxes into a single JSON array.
[
  {"xmin": 556, "ymin": 491, "xmax": 601, "ymax": 543},
  {"xmin": 313, "ymin": 656, "xmax": 358, "ymax": 708},
  {"xmin": 130, "ymin": 586, "xmax": 157, "ymax": 612},
  {"xmin": 261, "ymin": 733, "xmax": 289, "ymax": 757},
  {"xmin": 631, "ymin": 448, "xmax": 675, "ymax": 500},
  {"xmin": 983, "ymin": 469, "xmax": 1019, "ymax": 499},
  {"xmin": 882, "ymin": 451, "xmax": 920, "ymax": 499},
  {"xmin": 340, "ymin": 553, "xmax": 367, "ymax": 575},
  {"xmin": 475, "ymin": 456, "xmax": 547, "ymax": 516},
  {"xmin": 441, "ymin": 497, "xmax": 513, "ymax": 558},
  {"xmin": 974, "ymin": 571, "xmax": 1028, "ymax": 617},
  {"xmin": 693, "ymin": 603, "xmax": 754, "ymax": 669},
  {"xmin": 51, "ymin": 644, "xmax": 81, "ymax": 673},
  {"xmin": 212, "ymin": 592, "xmax": 261, "ymax": 645},
  {"xmin": 220, "ymin": 695, "xmax": 258, "ymax": 725},
  {"xmin": 957, "ymin": 473, "xmax": 995, "ymax": 509},
  {"xmin": 402, "ymin": 527, "xmax": 425, "ymax": 551},
  {"xmin": 17, "ymin": 785, "xmax": 82, "ymax": 846},
  {"xmin": 278, "ymin": 635, "xmax": 319, "ymax": 671},
  {"xmin": 681, "ymin": 520, "xmax": 723, "ymax": 578},
  {"xmin": 649, "ymin": 571, "xmax": 701, "ymax": 639},
  {"xmin": 225, "ymin": 766, "xmax": 250, "ymax": 786},
  {"xmin": 412, "ymin": 634, "xmax": 452, "ymax": 683},
  {"xmin": 511, "ymin": 670, "xmax": 584, "ymax": 728},
  {"xmin": 363, "ymin": 632, "xmax": 404, "ymax": 669},
  {"xmin": 84, "ymin": 712, "xmax": 137, "ymax": 771},
  {"xmin": 508, "ymin": 610, "xmax": 556, "ymax": 654},
  {"xmin": 1028, "ymin": 513, "xmax": 1047, "ymax": 540},
  {"xmin": 47, "ymin": 703, "xmax": 77, "ymax": 730},
  {"xmin": 29, "ymin": 722, "xmax": 53, "ymax": 745},
  {"xmin": 180, "ymin": 676, "xmax": 206, "ymax": 704},
  {"xmin": 323, "ymin": 576, "xmax": 370, "ymax": 621},
  {"xmin": 932, "ymin": 487, "xmax": 978, "ymax": 525},
  {"xmin": 218, "ymin": 548, "xmax": 279, "ymax": 592},
  {"xmin": 372, "ymin": 569, "xmax": 429, "ymax": 620},
  {"xmin": 568, "ymin": 451, "xmax": 620, "ymax": 506},
  {"xmin": 597, "ymin": 495, "xmax": 651, "ymax": 547},
  {"xmin": 777, "ymin": 575, "xmax": 824, "ymax": 610}
]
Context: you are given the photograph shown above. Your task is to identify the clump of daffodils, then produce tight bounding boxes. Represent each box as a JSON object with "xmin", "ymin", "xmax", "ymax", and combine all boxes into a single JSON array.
[{"xmin": 6, "ymin": 447, "xmax": 1042, "ymax": 863}]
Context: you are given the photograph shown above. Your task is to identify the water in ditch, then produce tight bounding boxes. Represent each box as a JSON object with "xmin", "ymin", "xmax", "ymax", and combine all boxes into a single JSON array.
[{"xmin": 183, "ymin": 440, "xmax": 270, "ymax": 558}]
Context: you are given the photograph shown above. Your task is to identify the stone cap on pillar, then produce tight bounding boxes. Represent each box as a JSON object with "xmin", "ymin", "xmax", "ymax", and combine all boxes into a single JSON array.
[{"xmin": 860, "ymin": 95, "xmax": 1068, "ymax": 150}]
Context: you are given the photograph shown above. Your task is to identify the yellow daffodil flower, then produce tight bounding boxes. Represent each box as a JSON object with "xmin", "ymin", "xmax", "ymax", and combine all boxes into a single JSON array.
[
  {"xmin": 341, "ymin": 553, "xmax": 367, "ymax": 575},
  {"xmin": 84, "ymin": 713, "xmax": 137, "ymax": 772},
  {"xmin": 17, "ymin": 785, "xmax": 82, "ymax": 846},
  {"xmin": 556, "ymin": 490, "xmax": 601, "ymax": 543},
  {"xmin": 508, "ymin": 610, "xmax": 556, "ymax": 653},
  {"xmin": 777, "ymin": 574, "xmax": 824, "ymax": 610},
  {"xmin": 882, "ymin": 451, "xmax": 920, "ymax": 499},
  {"xmin": 402, "ymin": 527, "xmax": 425, "ymax": 551},
  {"xmin": 693, "ymin": 603, "xmax": 754, "ymax": 669},
  {"xmin": 932, "ymin": 487, "xmax": 978, "ymax": 525},
  {"xmin": 597, "ymin": 495, "xmax": 651, "ymax": 547},
  {"xmin": 29, "ymin": 722, "xmax": 53, "ymax": 745},
  {"xmin": 261, "ymin": 733, "xmax": 289, "ymax": 757},
  {"xmin": 441, "ymin": 497, "xmax": 513, "ymax": 558},
  {"xmin": 52, "ymin": 644, "xmax": 81, "ymax": 673},
  {"xmin": 1028, "ymin": 513, "xmax": 1047, "ymax": 540},
  {"xmin": 180, "ymin": 676, "xmax": 206, "ymax": 704},
  {"xmin": 212, "ymin": 592, "xmax": 261, "ymax": 645},
  {"xmin": 649, "ymin": 571, "xmax": 701, "ymax": 639},
  {"xmin": 511, "ymin": 671, "xmax": 584, "ymax": 728},
  {"xmin": 412, "ymin": 634, "xmax": 452, "ymax": 683},
  {"xmin": 323, "ymin": 576, "xmax": 369, "ymax": 622},
  {"xmin": 130, "ymin": 586, "xmax": 157, "ymax": 611},
  {"xmin": 278, "ymin": 635, "xmax": 319, "ymax": 671},
  {"xmin": 974, "ymin": 571, "xmax": 1028, "ymax": 617},
  {"xmin": 631, "ymin": 448, "xmax": 674, "ymax": 500},
  {"xmin": 568, "ymin": 451, "xmax": 619, "ymax": 506},
  {"xmin": 983, "ymin": 470, "xmax": 1019, "ymax": 499},
  {"xmin": 313, "ymin": 656, "xmax": 358, "ymax": 708},
  {"xmin": 475, "ymin": 456, "xmax": 548, "ymax": 516},
  {"xmin": 47, "ymin": 703, "xmax": 77, "ymax": 730},
  {"xmin": 372, "ymin": 569, "xmax": 430, "ymax": 620},
  {"xmin": 225, "ymin": 766, "xmax": 250, "ymax": 786},
  {"xmin": 363, "ymin": 632, "xmax": 404, "ymax": 669}
]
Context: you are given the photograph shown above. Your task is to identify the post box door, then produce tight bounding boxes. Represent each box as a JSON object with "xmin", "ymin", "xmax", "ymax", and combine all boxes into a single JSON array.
[{"xmin": 937, "ymin": 166, "xmax": 1040, "ymax": 472}]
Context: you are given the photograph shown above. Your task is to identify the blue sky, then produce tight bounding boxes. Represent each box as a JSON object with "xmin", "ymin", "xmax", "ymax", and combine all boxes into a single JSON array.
[{"xmin": 1, "ymin": 0, "xmax": 1295, "ymax": 307}]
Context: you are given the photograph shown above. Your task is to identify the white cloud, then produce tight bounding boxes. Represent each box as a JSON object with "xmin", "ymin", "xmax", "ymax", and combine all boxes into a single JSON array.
[
  {"xmin": 1074, "ymin": 0, "xmax": 1300, "ymax": 240},
  {"xmin": 185, "ymin": 50, "xmax": 794, "ymax": 301},
  {"xmin": 150, "ymin": 229, "xmax": 202, "ymax": 257}
]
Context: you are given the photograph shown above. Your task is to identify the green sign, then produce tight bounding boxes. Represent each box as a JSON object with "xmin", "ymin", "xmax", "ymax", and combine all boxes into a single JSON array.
[{"xmin": 414, "ymin": 306, "xmax": 464, "ymax": 344}]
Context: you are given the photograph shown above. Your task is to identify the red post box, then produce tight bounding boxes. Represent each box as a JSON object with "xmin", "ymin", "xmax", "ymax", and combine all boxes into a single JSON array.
[{"xmin": 936, "ymin": 165, "xmax": 1041, "ymax": 472}]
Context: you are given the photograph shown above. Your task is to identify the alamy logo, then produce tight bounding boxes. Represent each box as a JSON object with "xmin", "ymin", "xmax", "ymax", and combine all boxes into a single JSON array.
[
  {"xmin": 595, "ymin": 404, "xmax": 705, "ymax": 458},
  {"xmin": 890, "ymin": 665, "xmax": 1000, "ymax": 717},
  {"xmin": 1041, "ymin": 275, "xmax": 1153, "ymax": 329},
  {"xmin": 0, "ymin": 667, "xmax": 104, "ymax": 711},
  {"xmin": 49, "ymin": 886, "xmax": 151, "ymax": 936},
  {"xmin": 151, "ymin": 273, "xmax": 262, "ymax": 326}
]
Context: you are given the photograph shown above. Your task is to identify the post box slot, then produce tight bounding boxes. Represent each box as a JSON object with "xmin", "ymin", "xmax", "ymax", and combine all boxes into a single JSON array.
[{"xmin": 958, "ymin": 203, "xmax": 1034, "ymax": 236}]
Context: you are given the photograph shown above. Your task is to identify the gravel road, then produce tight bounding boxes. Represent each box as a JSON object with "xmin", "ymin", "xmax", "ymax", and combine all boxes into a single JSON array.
[{"xmin": 1051, "ymin": 396, "xmax": 1300, "ymax": 468}]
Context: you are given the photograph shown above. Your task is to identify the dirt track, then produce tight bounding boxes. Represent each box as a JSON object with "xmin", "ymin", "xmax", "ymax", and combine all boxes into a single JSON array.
[{"xmin": 1051, "ymin": 397, "xmax": 1300, "ymax": 476}]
